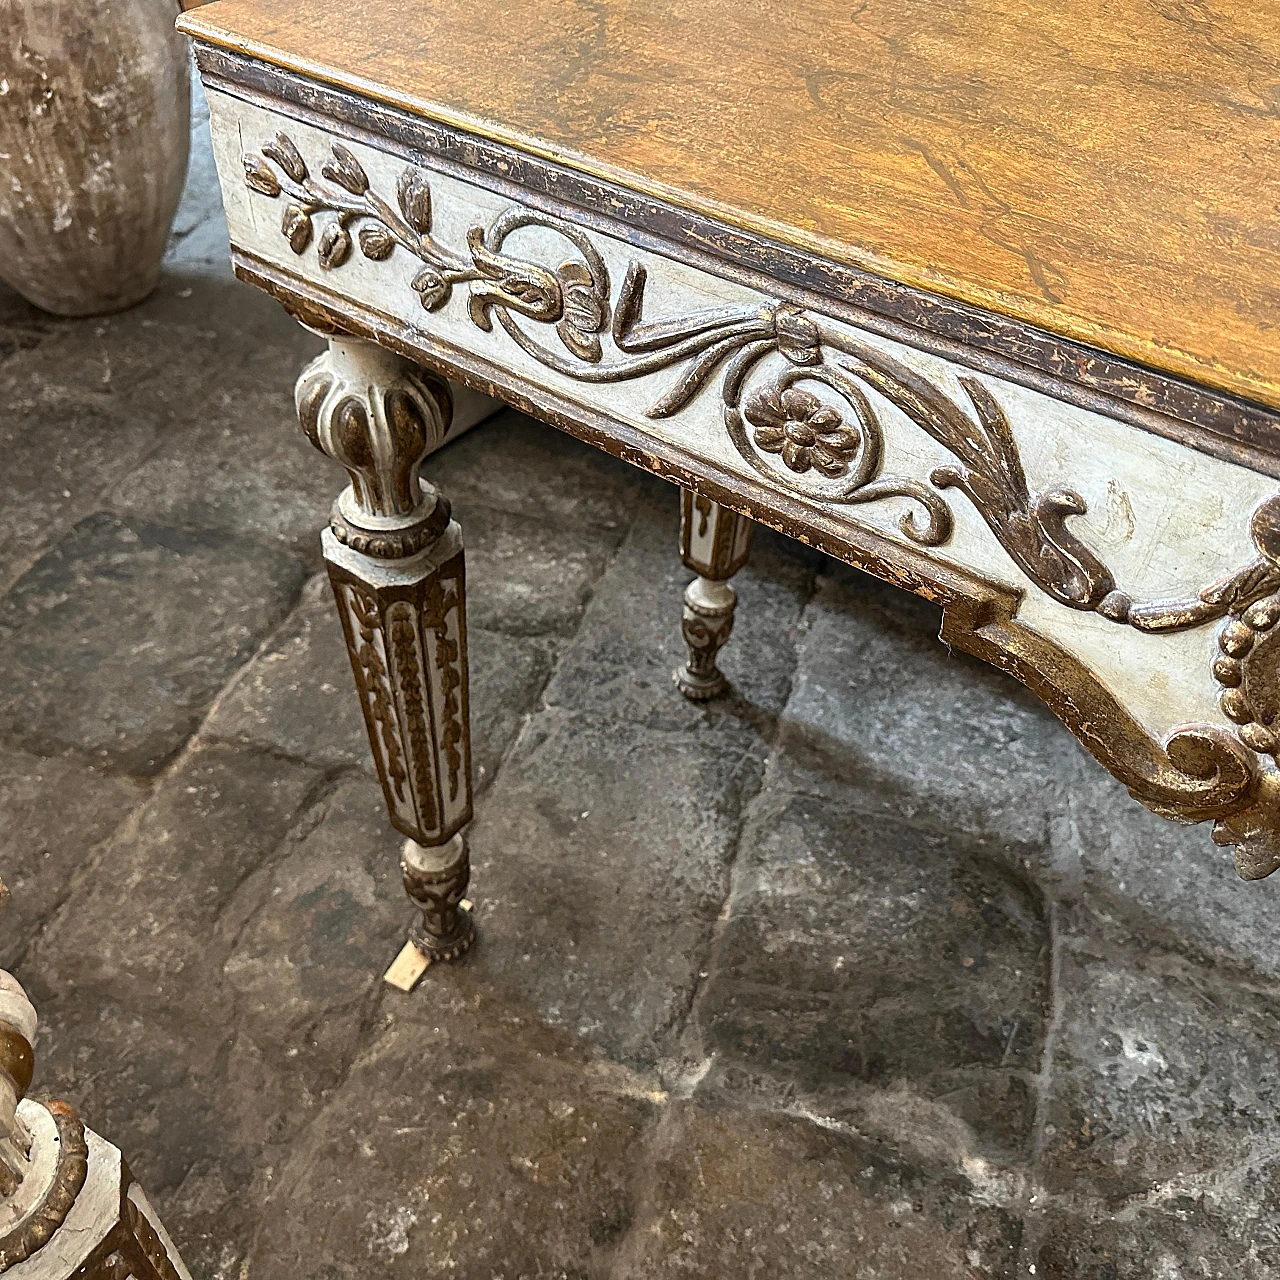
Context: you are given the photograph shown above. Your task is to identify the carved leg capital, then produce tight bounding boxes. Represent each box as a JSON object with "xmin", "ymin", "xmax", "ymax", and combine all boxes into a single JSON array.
[
  {"xmin": 675, "ymin": 490, "xmax": 753, "ymax": 701},
  {"xmin": 297, "ymin": 336, "xmax": 476, "ymax": 980}
]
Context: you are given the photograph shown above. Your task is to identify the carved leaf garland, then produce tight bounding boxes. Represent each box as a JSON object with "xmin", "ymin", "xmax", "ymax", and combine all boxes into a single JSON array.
[{"xmin": 243, "ymin": 133, "xmax": 1280, "ymax": 745}]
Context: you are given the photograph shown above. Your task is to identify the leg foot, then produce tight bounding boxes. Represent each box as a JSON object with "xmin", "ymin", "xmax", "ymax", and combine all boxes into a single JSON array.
[
  {"xmin": 676, "ymin": 490, "xmax": 753, "ymax": 700},
  {"xmin": 675, "ymin": 576, "xmax": 737, "ymax": 700},
  {"xmin": 402, "ymin": 833, "xmax": 476, "ymax": 962}
]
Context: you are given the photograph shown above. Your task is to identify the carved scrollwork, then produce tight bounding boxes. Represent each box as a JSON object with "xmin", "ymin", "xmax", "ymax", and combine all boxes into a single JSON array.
[
  {"xmin": 251, "ymin": 135, "xmax": 1280, "ymax": 878},
  {"xmin": 243, "ymin": 134, "xmax": 1184, "ymax": 583},
  {"xmin": 468, "ymin": 209, "xmax": 611, "ymax": 363},
  {"xmin": 244, "ymin": 134, "xmax": 1273, "ymax": 638},
  {"xmin": 831, "ymin": 338, "xmax": 1117, "ymax": 610}
]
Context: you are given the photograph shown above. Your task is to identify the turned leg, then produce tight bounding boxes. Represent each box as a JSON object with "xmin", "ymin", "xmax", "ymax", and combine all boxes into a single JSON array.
[
  {"xmin": 296, "ymin": 336, "xmax": 475, "ymax": 990},
  {"xmin": 675, "ymin": 489, "xmax": 753, "ymax": 700}
]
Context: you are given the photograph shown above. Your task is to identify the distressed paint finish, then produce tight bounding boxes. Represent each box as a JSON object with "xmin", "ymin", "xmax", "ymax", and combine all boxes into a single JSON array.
[
  {"xmin": 205, "ymin": 97, "xmax": 1272, "ymax": 746},
  {"xmin": 181, "ymin": 0, "xmax": 1280, "ymax": 412},
  {"xmin": 296, "ymin": 337, "xmax": 477, "ymax": 968},
  {"xmin": 183, "ymin": 25, "xmax": 1280, "ymax": 881}
]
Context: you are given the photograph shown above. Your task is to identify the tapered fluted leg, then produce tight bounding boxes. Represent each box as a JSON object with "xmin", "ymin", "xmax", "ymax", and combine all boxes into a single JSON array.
[
  {"xmin": 296, "ymin": 336, "xmax": 475, "ymax": 988},
  {"xmin": 675, "ymin": 489, "xmax": 753, "ymax": 700}
]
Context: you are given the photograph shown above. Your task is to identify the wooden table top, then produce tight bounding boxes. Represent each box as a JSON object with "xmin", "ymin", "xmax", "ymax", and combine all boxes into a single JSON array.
[{"xmin": 182, "ymin": 0, "xmax": 1280, "ymax": 413}]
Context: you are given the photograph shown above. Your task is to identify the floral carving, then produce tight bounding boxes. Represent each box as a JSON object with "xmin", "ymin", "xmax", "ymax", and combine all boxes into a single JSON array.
[
  {"xmin": 247, "ymin": 132, "xmax": 1280, "ymax": 884},
  {"xmin": 557, "ymin": 260, "xmax": 609, "ymax": 361},
  {"xmin": 744, "ymin": 385, "xmax": 861, "ymax": 477},
  {"xmin": 344, "ymin": 586, "xmax": 409, "ymax": 810},
  {"xmin": 421, "ymin": 565, "xmax": 467, "ymax": 804},
  {"xmin": 243, "ymin": 133, "xmax": 610, "ymax": 365},
  {"xmin": 247, "ymin": 133, "xmax": 1280, "ymax": 776}
]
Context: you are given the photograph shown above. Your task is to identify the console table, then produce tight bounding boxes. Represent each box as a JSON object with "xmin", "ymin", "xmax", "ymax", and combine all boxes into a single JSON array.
[{"xmin": 179, "ymin": 0, "xmax": 1280, "ymax": 986}]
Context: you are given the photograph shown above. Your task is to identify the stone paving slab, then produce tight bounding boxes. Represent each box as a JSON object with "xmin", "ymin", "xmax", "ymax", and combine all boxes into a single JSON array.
[
  {"xmin": 1059, "ymin": 748, "xmax": 1280, "ymax": 985},
  {"xmin": 457, "ymin": 497, "xmax": 627, "ymax": 639},
  {"xmin": 777, "ymin": 560, "xmax": 1076, "ymax": 857},
  {"xmin": 0, "ymin": 743, "xmax": 147, "ymax": 969},
  {"xmin": 543, "ymin": 483, "xmax": 819, "ymax": 729},
  {"xmin": 0, "ymin": 513, "xmax": 307, "ymax": 774},
  {"xmin": 466, "ymin": 706, "xmax": 767, "ymax": 1071},
  {"xmin": 204, "ymin": 572, "xmax": 557, "ymax": 791},
  {"xmin": 27, "ymin": 741, "xmax": 323, "ymax": 1020},
  {"xmin": 106, "ymin": 371, "xmax": 338, "ymax": 564},
  {"xmin": 0, "ymin": 383, "xmax": 164, "ymax": 585},
  {"xmin": 611, "ymin": 1101, "xmax": 1024, "ymax": 1279},
  {"xmin": 695, "ymin": 782, "xmax": 1048, "ymax": 1171},
  {"xmin": 1024, "ymin": 911, "xmax": 1280, "ymax": 1275},
  {"xmin": 427, "ymin": 407, "xmax": 648, "ymax": 534},
  {"xmin": 244, "ymin": 980, "xmax": 658, "ymax": 1280}
]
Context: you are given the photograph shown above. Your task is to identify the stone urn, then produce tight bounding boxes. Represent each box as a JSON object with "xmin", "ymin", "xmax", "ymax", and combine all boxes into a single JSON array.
[{"xmin": 0, "ymin": 0, "xmax": 189, "ymax": 316}]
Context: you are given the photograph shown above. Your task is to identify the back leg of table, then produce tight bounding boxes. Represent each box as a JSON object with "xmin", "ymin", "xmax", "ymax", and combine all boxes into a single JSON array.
[{"xmin": 675, "ymin": 490, "xmax": 753, "ymax": 700}]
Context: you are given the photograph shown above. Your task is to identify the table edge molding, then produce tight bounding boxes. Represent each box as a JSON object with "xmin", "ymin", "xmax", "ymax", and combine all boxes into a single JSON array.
[{"xmin": 189, "ymin": 40, "xmax": 1280, "ymax": 477}]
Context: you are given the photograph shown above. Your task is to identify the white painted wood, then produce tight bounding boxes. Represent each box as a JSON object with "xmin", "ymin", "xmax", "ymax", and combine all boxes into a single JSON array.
[
  {"xmin": 205, "ymin": 91, "xmax": 1275, "ymax": 750},
  {"xmin": 0, "ymin": 1102, "xmax": 58, "ymax": 1238},
  {"xmin": 449, "ymin": 383, "xmax": 503, "ymax": 441},
  {"xmin": 5, "ymin": 1128, "xmax": 118, "ymax": 1278}
]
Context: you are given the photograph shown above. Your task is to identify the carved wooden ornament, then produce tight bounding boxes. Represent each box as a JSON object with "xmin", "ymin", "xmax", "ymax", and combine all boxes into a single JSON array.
[{"xmin": 196, "ymin": 89, "xmax": 1280, "ymax": 883}]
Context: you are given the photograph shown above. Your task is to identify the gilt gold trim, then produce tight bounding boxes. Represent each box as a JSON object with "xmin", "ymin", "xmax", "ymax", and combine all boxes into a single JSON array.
[{"xmin": 246, "ymin": 246, "xmax": 1280, "ymax": 881}]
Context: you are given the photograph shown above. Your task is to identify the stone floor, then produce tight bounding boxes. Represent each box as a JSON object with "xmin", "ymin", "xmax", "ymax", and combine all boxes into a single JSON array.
[{"xmin": 2, "ymin": 85, "xmax": 1279, "ymax": 1280}]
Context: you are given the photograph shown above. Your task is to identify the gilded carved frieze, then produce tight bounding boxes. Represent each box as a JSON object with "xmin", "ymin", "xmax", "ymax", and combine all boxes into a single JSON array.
[{"xmin": 242, "ymin": 131, "xmax": 1280, "ymax": 879}]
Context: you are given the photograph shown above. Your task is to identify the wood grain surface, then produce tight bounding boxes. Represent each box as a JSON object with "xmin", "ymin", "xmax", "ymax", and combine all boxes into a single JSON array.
[{"xmin": 180, "ymin": 0, "xmax": 1280, "ymax": 411}]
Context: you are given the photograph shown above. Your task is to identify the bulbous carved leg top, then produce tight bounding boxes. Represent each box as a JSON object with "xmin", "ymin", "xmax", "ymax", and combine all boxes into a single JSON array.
[
  {"xmin": 297, "ymin": 336, "xmax": 475, "ymax": 985},
  {"xmin": 675, "ymin": 490, "xmax": 753, "ymax": 701}
]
